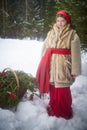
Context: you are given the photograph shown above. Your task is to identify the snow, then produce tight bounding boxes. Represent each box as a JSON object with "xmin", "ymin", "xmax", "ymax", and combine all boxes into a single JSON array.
[
  {"xmin": 0, "ymin": 38, "xmax": 87, "ymax": 130},
  {"xmin": 0, "ymin": 38, "xmax": 42, "ymax": 77}
]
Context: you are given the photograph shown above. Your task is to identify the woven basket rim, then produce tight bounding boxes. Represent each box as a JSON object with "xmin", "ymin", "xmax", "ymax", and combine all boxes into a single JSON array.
[{"xmin": 2, "ymin": 67, "xmax": 20, "ymax": 88}]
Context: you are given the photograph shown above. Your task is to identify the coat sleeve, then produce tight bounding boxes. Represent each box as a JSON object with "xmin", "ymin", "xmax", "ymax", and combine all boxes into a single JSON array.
[{"xmin": 71, "ymin": 33, "xmax": 81, "ymax": 75}]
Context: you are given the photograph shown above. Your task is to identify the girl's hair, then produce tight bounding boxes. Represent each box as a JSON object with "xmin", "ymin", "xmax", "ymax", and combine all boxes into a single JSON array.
[{"xmin": 56, "ymin": 14, "xmax": 67, "ymax": 21}]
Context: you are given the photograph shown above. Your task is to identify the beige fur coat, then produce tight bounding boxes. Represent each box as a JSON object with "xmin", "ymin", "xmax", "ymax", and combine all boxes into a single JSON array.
[{"xmin": 41, "ymin": 24, "xmax": 81, "ymax": 88}]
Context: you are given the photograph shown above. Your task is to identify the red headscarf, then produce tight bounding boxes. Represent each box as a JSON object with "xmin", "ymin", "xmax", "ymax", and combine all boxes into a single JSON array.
[{"xmin": 56, "ymin": 10, "xmax": 71, "ymax": 23}]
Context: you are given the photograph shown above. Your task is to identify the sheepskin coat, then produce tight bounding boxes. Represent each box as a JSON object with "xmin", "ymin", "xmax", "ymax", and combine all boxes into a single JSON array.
[{"xmin": 41, "ymin": 24, "xmax": 81, "ymax": 88}]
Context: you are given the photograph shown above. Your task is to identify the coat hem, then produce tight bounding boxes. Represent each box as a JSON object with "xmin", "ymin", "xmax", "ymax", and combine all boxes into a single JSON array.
[{"xmin": 50, "ymin": 82, "xmax": 73, "ymax": 88}]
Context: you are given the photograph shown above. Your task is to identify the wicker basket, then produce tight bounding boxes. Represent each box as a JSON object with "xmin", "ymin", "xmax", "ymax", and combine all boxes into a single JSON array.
[
  {"xmin": 3, "ymin": 67, "xmax": 20, "ymax": 87},
  {"xmin": 0, "ymin": 67, "xmax": 38, "ymax": 108},
  {"xmin": 0, "ymin": 67, "xmax": 20, "ymax": 108}
]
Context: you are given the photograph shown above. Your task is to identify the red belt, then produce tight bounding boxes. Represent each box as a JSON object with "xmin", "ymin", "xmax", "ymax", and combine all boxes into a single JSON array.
[{"xmin": 51, "ymin": 48, "xmax": 71, "ymax": 55}]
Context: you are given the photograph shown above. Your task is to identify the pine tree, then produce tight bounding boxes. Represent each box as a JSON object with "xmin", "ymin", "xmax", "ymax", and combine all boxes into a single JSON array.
[
  {"xmin": 18, "ymin": 0, "xmax": 44, "ymax": 39},
  {"xmin": 0, "ymin": 0, "xmax": 87, "ymax": 50}
]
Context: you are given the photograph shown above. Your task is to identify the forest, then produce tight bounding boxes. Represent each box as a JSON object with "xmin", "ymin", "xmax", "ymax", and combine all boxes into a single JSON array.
[{"xmin": 0, "ymin": 0, "xmax": 87, "ymax": 49}]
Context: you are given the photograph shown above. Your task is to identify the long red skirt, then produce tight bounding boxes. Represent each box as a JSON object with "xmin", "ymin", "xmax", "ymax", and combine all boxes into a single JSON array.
[{"xmin": 47, "ymin": 84, "xmax": 73, "ymax": 119}]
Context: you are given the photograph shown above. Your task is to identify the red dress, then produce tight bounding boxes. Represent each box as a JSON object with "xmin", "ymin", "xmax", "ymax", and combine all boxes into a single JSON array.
[{"xmin": 47, "ymin": 84, "xmax": 73, "ymax": 119}]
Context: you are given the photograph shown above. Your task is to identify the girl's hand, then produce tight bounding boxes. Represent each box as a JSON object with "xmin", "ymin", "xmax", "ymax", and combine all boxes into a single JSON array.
[{"xmin": 72, "ymin": 75, "xmax": 78, "ymax": 79}]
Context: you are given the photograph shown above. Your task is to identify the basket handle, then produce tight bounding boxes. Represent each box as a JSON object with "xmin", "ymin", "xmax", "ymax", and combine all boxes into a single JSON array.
[{"xmin": 2, "ymin": 67, "xmax": 19, "ymax": 88}]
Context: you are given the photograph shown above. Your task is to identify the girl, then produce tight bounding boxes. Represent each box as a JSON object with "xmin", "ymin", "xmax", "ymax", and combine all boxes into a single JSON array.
[{"xmin": 36, "ymin": 10, "xmax": 81, "ymax": 119}]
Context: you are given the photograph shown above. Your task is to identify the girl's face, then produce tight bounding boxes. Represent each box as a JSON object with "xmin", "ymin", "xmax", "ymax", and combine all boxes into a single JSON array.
[{"xmin": 56, "ymin": 17, "xmax": 67, "ymax": 28}]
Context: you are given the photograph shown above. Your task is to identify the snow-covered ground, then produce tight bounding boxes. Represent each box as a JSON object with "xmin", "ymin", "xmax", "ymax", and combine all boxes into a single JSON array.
[
  {"xmin": 0, "ymin": 38, "xmax": 87, "ymax": 130},
  {"xmin": 0, "ymin": 38, "xmax": 43, "ymax": 77}
]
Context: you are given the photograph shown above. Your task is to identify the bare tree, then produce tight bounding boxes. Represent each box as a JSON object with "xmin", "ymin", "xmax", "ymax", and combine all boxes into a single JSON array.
[{"xmin": 25, "ymin": 0, "xmax": 28, "ymax": 21}]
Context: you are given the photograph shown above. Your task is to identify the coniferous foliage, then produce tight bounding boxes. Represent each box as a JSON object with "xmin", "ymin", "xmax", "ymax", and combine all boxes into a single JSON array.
[
  {"xmin": 0, "ymin": 0, "xmax": 56, "ymax": 39},
  {"xmin": 0, "ymin": 0, "xmax": 44, "ymax": 39},
  {"xmin": 19, "ymin": 0, "xmax": 44, "ymax": 39},
  {"xmin": 0, "ymin": 0, "xmax": 87, "ymax": 49}
]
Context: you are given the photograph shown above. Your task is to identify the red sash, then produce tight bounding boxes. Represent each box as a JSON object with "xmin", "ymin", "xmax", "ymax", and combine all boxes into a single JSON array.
[{"xmin": 36, "ymin": 48, "xmax": 71, "ymax": 93}]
